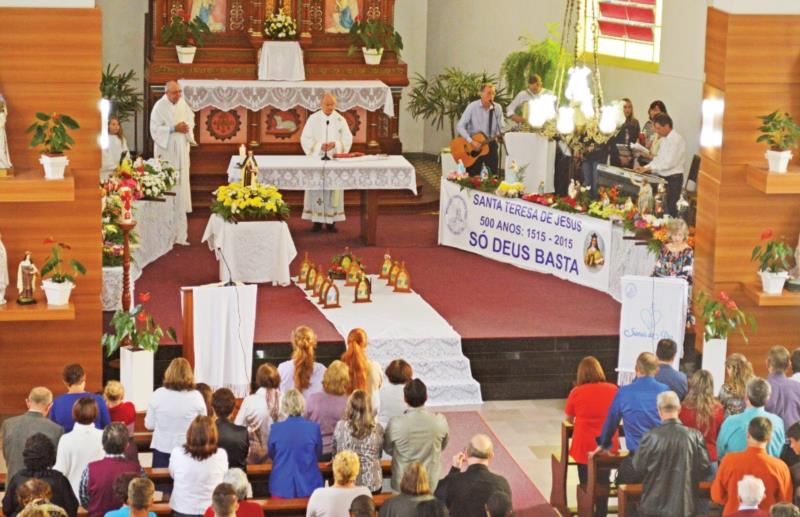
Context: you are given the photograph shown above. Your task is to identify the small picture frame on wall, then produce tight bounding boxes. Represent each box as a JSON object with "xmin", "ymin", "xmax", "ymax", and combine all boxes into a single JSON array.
[{"xmin": 322, "ymin": 282, "xmax": 341, "ymax": 309}]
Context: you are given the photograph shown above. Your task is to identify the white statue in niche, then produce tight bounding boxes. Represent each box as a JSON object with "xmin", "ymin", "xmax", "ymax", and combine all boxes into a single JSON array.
[
  {"xmin": 0, "ymin": 232, "xmax": 8, "ymax": 304},
  {"xmin": 0, "ymin": 93, "xmax": 12, "ymax": 172}
]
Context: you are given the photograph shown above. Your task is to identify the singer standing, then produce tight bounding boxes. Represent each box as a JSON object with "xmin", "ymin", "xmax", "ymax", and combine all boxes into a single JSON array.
[
  {"xmin": 456, "ymin": 83, "xmax": 504, "ymax": 176},
  {"xmin": 300, "ymin": 92, "xmax": 353, "ymax": 233}
]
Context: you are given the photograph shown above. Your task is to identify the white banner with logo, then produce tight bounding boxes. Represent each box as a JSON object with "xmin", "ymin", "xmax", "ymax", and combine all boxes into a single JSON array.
[
  {"xmin": 438, "ymin": 178, "xmax": 613, "ymax": 292},
  {"xmin": 617, "ymin": 275, "xmax": 688, "ymax": 385}
]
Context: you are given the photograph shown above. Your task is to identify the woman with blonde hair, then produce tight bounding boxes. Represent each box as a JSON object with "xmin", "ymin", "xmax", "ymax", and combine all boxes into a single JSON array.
[
  {"xmin": 306, "ymin": 360, "xmax": 351, "ymax": 461},
  {"xmin": 235, "ymin": 362, "xmax": 281, "ymax": 464},
  {"xmin": 340, "ymin": 328, "xmax": 383, "ymax": 413},
  {"xmin": 719, "ymin": 353, "xmax": 754, "ymax": 417},
  {"xmin": 306, "ymin": 450, "xmax": 370, "ymax": 517},
  {"xmin": 679, "ymin": 370, "xmax": 724, "ymax": 463},
  {"xmin": 332, "ymin": 390, "xmax": 384, "ymax": 494},
  {"xmin": 278, "ymin": 326, "xmax": 326, "ymax": 397},
  {"xmin": 103, "ymin": 381, "xmax": 136, "ymax": 434},
  {"xmin": 652, "ymin": 218, "xmax": 694, "ymax": 324},
  {"xmin": 378, "ymin": 462, "xmax": 434, "ymax": 516},
  {"xmin": 145, "ymin": 358, "xmax": 207, "ymax": 468}
]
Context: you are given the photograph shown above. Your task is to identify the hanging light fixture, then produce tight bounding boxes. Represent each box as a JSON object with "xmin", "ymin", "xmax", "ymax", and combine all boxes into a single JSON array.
[{"xmin": 527, "ymin": 0, "xmax": 623, "ymax": 152}]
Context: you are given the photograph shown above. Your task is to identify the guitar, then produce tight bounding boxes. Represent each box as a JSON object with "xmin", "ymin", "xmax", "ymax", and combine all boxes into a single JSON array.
[{"xmin": 450, "ymin": 132, "xmax": 503, "ymax": 168}]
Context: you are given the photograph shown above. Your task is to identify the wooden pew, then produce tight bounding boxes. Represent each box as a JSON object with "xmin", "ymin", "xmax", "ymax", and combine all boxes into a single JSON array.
[
  {"xmin": 576, "ymin": 451, "xmax": 628, "ymax": 517},
  {"xmin": 617, "ymin": 481, "xmax": 714, "ymax": 517}
]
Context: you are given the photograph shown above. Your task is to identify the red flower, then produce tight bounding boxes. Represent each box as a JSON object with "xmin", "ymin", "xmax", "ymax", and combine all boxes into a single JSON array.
[
  {"xmin": 761, "ymin": 229, "xmax": 774, "ymax": 241},
  {"xmin": 714, "ymin": 310, "xmax": 721, "ymax": 318},
  {"xmin": 726, "ymin": 300, "xmax": 738, "ymax": 310},
  {"xmin": 138, "ymin": 292, "xmax": 151, "ymax": 303},
  {"xmin": 52, "ymin": 113, "xmax": 60, "ymax": 122},
  {"xmin": 719, "ymin": 291, "xmax": 730, "ymax": 302},
  {"xmin": 137, "ymin": 311, "xmax": 148, "ymax": 322},
  {"xmin": 43, "ymin": 237, "xmax": 56, "ymax": 245},
  {"xmin": 354, "ymin": 15, "xmax": 361, "ymax": 23}
]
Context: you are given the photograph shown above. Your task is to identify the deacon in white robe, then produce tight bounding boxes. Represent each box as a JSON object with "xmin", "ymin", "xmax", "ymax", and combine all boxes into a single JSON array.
[
  {"xmin": 300, "ymin": 92, "xmax": 353, "ymax": 232},
  {"xmin": 149, "ymin": 80, "xmax": 196, "ymax": 245}
]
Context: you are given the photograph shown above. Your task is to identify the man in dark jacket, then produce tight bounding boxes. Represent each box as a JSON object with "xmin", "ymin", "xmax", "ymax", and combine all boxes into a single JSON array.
[
  {"xmin": 434, "ymin": 434, "xmax": 511, "ymax": 517},
  {"xmin": 211, "ymin": 388, "xmax": 249, "ymax": 471},
  {"xmin": 632, "ymin": 390, "xmax": 711, "ymax": 517}
]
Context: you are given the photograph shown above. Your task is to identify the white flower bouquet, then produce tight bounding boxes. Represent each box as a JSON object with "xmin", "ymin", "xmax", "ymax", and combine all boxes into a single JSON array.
[
  {"xmin": 264, "ymin": 10, "xmax": 298, "ymax": 40},
  {"xmin": 140, "ymin": 173, "xmax": 167, "ymax": 199}
]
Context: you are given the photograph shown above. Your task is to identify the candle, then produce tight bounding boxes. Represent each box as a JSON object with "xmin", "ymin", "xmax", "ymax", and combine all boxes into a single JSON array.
[
  {"xmin": 239, "ymin": 144, "xmax": 246, "ymax": 161},
  {"xmin": 119, "ymin": 187, "xmax": 134, "ymax": 224}
]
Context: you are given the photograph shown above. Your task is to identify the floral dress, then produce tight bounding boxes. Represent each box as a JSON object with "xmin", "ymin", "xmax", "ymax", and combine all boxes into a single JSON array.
[
  {"xmin": 331, "ymin": 420, "xmax": 384, "ymax": 493},
  {"xmin": 719, "ymin": 384, "xmax": 747, "ymax": 417},
  {"xmin": 653, "ymin": 245, "xmax": 694, "ymax": 323}
]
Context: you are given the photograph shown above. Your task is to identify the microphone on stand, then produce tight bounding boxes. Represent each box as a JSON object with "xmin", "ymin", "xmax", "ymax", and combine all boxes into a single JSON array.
[
  {"xmin": 216, "ymin": 247, "xmax": 236, "ymax": 287},
  {"xmin": 321, "ymin": 120, "xmax": 331, "ymax": 161}
]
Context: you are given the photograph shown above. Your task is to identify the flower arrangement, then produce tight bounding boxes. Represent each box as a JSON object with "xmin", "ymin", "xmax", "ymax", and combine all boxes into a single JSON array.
[
  {"xmin": 696, "ymin": 290, "xmax": 757, "ymax": 343},
  {"xmin": 329, "ymin": 249, "xmax": 364, "ymax": 280},
  {"xmin": 448, "ymin": 172, "xmax": 501, "ymax": 193},
  {"xmin": 751, "ymin": 229, "xmax": 794, "ymax": 273},
  {"xmin": 211, "ymin": 181, "xmax": 290, "ymax": 223},
  {"xmin": 102, "ymin": 292, "xmax": 177, "ymax": 356},
  {"xmin": 27, "ymin": 112, "xmax": 80, "ymax": 155},
  {"xmin": 495, "ymin": 181, "xmax": 525, "ymax": 198},
  {"xmin": 41, "ymin": 238, "xmax": 86, "ymax": 284},
  {"xmin": 160, "ymin": 13, "xmax": 212, "ymax": 47},
  {"xmin": 145, "ymin": 158, "xmax": 178, "ymax": 191},
  {"xmin": 102, "ymin": 186, "xmax": 139, "ymax": 267},
  {"xmin": 347, "ymin": 17, "xmax": 403, "ymax": 56},
  {"xmin": 264, "ymin": 9, "xmax": 298, "ymax": 40},
  {"xmin": 140, "ymin": 173, "xmax": 167, "ymax": 200}
]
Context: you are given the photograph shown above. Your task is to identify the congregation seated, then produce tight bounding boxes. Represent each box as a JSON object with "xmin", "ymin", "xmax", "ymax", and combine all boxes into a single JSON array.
[
  {"xmin": 765, "ymin": 346, "xmax": 800, "ymax": 438},
  {"xmin": 14, "ymin": 478, "xmax": 68, "ymax": 517},
  {"xmin": 378, "ymin": 462, "xmax": 434, "ymax": 517},
  {"xmin": 211, "ymin": 389, "xmax": 249, "ymax": 472},
  {"xmin": 434, "ymin": 434, "xmax": 511, "ymax": 517},
  {"xmin": 306, "ymin": 360, "xmax": 351, "ymax": 462},
  {"xmin": 728, "ymin": 475, "xmax": 769, "ymax": 517},
  {"xmin": 718, "ymin": 378, "xmax": 785, "ymax": 459},
  {"xmin": 787, "ymin": 423, "xmax": 800, "ymax": 505},
  {"xmin": 307, "ymin": 450, "xmax": 372, "ymax": 516},
  {"xmin": 721, "ymin": 354, "xmax": 756, "ymax": 417},
  {"xmin": 278, "ymin": 326, "xmax": 326, "ymax": 397},
  {"xmin": 349, "ymin": 495, "xmax": 377, "ymax": 517},
  {"xmin": 80, "ymin": 423, "xmax": 142, "ymax": 517},
  {"xmin": 196, "ymin": 384, "xmax": 215, "ymax": 419},
  {"xmin": 103, "ymin": 381, "xmax": 136, "ymax": 436},
  {"xmin": 654, "ymin": 339, "xmax": 688, "ymax": 400},
  {"xmin": 267, "ymin": 388, "xmax": 323, "ymax": 498},
  {"xmin": 145, "ymin": 358, "xmax": 207, "ymax": 468},
  {"xmin": 202, "ymin": 469, "xmax": 260, "ymax": 517},
  {"xmin": 105, "ymin": 476, "xmax": 156, "ymax": 517},
  {"xmin": 332, "ymin": 390, "xmax": 384, "ymax": 494},
  {"xmin": 378, "ymin": 360, "xmax": 413, "ymax": 429},
  {"xmin": 772, "ymin": 503, "xmax": 800, "ymax": 517},
  {"xmin": 383, "ymin": 379, "xmax": 449, "ymax": 492},
  {"xmin": 169, "ymin": 416, "xmax": 228, "ymax": 517},
  {"xmin": 209, "ymin": 483, "xmax": 237, "ymax": 517},
  {"xmin": 234, "ymin": 363, "xmax": 281, "ymax": 465},
  {"xmin": 679, "ymin": 369, "xmax": 725, "ymax": 463},
  {"xmin": 50, "ymin": 364, "xmax": 111, "ymax": 433},
  {"xmin": 341, "ymin": 328, "xmax": 383, "ymax": 415},
  {"xmin": 54, "ymin": 397, "xmax": 104, "ymax": 499},
  {"xmin": 2, "ymin": 433, "xmax": 78, "ymax": 517},
  {"xmin": 485, "ymin": 492, "xmax": 513, "ymax": 517},
  {"xmin": 1, "ymin": 387, "xmax": 64, "ymax": 480}
]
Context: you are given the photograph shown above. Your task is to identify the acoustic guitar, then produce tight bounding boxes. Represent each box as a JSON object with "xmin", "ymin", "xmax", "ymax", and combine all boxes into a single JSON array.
[{"xmin": 450, "ymin": 132, "xmax": 501, "ymax": 168}]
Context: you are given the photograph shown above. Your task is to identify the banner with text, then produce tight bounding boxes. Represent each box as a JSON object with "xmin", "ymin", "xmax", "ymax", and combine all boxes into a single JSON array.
[{"xmin": 438, "ymin": 178, "xmax": 613, "ymax": 292}]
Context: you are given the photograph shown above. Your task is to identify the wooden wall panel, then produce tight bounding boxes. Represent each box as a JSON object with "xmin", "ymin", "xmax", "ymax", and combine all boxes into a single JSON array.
[
  {"xmin": 0, "ymin": 8, "xmax": 102, "ymax": 414},
  {"xmin": 704, "ymin": 8, "xmax": 728, "ymax": 91},
  {"xmin": 724, "ymin": 13, "xmax": 800, "ymax": 86}
]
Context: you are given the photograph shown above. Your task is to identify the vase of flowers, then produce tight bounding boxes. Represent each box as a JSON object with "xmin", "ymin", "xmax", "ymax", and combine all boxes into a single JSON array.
[
  {"xmin": 160, "ymin": 13, "xmax": 212, "ymax": 64},
  {"xmin": 347, "ymin": 17, "xmax": 403, "ymax": 65},
  {"xmin": 211, "ymin": 181, "xmax": 290, "ymax": 223},
  {"xmin": 27, "ymin": 112, "xmax": 80, "ymax": 180},
  {"xmin": 264, "ymin": 9, "xmax": 298, "ymax": 40},
  {"xmin": 757, "ymin": 110, "xmax": 800, "ymax": 173},
  {"xmin": 40, "ymin": 238, "xmax": 86, "ymax": 306},
  {"xmin": 752, "ymin": 229, "xmax": 794, "ymax": 294}
]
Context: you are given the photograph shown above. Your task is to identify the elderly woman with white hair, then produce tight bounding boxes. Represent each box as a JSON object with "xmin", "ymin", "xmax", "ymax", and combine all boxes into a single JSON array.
[
  {"xmin": 267, "ymin": 389, "xmax": 323, "ymax": 498},
  {"xmin": 202, "ymin": 469, "xmax": 261, "ymax": 517},
  {"xmin": 733, "ymin": 475, "xmax": 766, "ymax": 514},
  {"xmin": 652, "ymin": 217, "xmax": 694, "ymax": 324}
]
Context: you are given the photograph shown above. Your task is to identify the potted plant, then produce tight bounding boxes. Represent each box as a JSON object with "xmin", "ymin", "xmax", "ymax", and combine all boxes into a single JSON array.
[
  {"xmin": 27, "ymin": 112, "xmax": 79, "ymax": 180},
  {"xmin": 756, "ymin": 110, "xmax": 800, "ymax": 173},
  {"xmin": 40, "ymin": 238, "xmax": 86, "ymax": 306},
  {"xmin": 696, "ymin": 290, "xmax": 757, "ymax": 394},
  {"xmin": 100, "ymin": 64, "xmax": 144, "ymax": 124},
  {"xmin": 752, "ymin": 229, "xmax": 794, "ymax": 294},
  {"xmin": 347, "ymin": 17, "xmax": 403, "ymax": 65},
  {"xmin": 160, "ymin": 13, "xmax": 212, "ymax": 64},
  {"xmin": 500, "ymin": 27, "xmax": 562, "ymax": 98}
]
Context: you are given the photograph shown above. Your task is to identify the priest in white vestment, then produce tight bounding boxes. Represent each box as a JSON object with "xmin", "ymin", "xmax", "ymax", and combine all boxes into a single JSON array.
[
  {"xmin": 149, "ymin": 80, "xmax": 195, "ymax": 245},
  {"xmin": 300, "ymin": 92, "xmax": 353, "ymax": 232}
]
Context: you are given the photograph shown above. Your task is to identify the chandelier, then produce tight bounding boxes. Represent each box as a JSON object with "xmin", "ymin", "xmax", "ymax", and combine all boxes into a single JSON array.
[{"xmin": 527, "ymin": 0, "xmax": 624, "ymax": 153}]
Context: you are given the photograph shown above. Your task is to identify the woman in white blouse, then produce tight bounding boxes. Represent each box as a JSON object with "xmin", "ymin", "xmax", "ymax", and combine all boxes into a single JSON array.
[
  {"xmin": 278, "ymin": 326, "xmax": 326, "ymax": 397},
  {"xmin": 54, "ymin": 397, "xmax": 104, "ymax": 498},
  {"xmin": 377, "ymin": 359, "xmax": 413, "ymax": 428},
  {"xmin": 234, "ymin": 362, "xmax": 282, "ymax": 464},
  {"xmin": 145, "ymin": 358, "xmax": 207, "ymax": 468},
  {"xmin": 100, "ymin": 115, "xmax": 130, "ymax": 181},
  {"xmin": 341, "ymin": 328, "xmax": 383, "ymax": 415},
  {"xmin": 306, "ymin": 450, "xmax": 370, "ymax": 517},
  {"xmin": 169, "ymin": 416, "xmax": 228, "ymax": 517}
]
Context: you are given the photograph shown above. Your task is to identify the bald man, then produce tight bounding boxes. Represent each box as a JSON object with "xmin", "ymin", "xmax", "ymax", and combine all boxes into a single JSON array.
[
  {"xmin": 434, "ymin": 434, "xmax": 511, "ymax": 517},
  {"xmin": 149, "ymin": 80, "xmax": 196, "ymax": 245},
  {"xmin": 300, "ymin": 92, "xmax": 353, "ymax": 232},
  {"xmin": 0, "ymin": 387, "xmax": 63, "ymax": 479}
]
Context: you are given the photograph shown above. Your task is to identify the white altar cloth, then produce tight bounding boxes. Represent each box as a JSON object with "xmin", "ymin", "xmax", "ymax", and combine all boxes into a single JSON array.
[
  {"xmin": 226, "ymin": 155, "xmax": 417, "ymax": 193},
  {"xmin": 201, "ymin": 214, "xmax": 297, "ymax": 286},
  {"xmin": 258, "ymin": 41, "xmax": 305, "ymax": 81},
  {"xmin": 101, "ymin": 266, "xmax": 137, "ymax": 312},
  {"xmin": 297, "ymin": 277, "xmax": 482, "ymax": 406},
  {"xmin": 179, "ymin": 79, "xmax": 395, "ymax": 116},
  {"xmin": 504, "ymin": 132, "xmax": 556, "ymax": 193},
  {"xmin": 132, "ymin": 196, "xmax": 179, "ymax": 275}
]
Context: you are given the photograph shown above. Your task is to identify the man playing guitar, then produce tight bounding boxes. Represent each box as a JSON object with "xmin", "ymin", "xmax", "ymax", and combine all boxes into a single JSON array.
[{"xmin": 455, "ymin": 83, "xmax": 505, "ymax": 176}]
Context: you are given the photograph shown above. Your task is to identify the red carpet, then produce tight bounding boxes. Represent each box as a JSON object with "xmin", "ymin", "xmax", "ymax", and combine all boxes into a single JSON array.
[
  {"xmin": 135, "ymin": 213, "xmax": 620, "ymax": 343},
  {"xmin": 441, "ymin": 411, "xmax": 557, "ymax": 517}
]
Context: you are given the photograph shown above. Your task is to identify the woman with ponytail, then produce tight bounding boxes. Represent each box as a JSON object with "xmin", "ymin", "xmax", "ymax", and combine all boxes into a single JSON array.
[
  {"xmin": 278, "ymin": 326, "xmax": 326, "ymax": 397},
  {"xmin": 340, "ymin": 328, "xmax": 383, "ymax": 415}
]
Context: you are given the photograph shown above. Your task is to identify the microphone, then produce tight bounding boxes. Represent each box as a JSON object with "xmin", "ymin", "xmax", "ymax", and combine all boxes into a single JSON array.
[
  {"xmin": 216, "ymin": 247, "xmax": 236, "ymax": 287},
  {"xmin": 321, "ymin": 119, "xmax": 331, "ymax": 161}
]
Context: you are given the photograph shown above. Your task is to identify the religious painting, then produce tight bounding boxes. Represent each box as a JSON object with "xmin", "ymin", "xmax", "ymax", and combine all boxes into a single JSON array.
[
  {"xmin": 263, "ymin": 108, "xmax": 301, "ymax": 139},
  {"xmin": 341, "ymin": 109, "xmax": 362, "ymax": 136},
  {"xmin": 324, "ymin": 0, "xmax": 363, "ymax": 34},
  {"xmin": 199, "ymin": 107, "xmax": 247, "ymax": 144},
  {"xmin": 583, "ymin": 232, "xmax": 606, "ymax": 270},
  {"xmin": 189, "ymin": 0, "xmax": 227, "ymax": 32}
]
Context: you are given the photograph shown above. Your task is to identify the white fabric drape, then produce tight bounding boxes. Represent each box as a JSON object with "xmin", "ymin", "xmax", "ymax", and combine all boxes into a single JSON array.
[
  {"xmin": 100, "ymin": 135, "xmax": 129, "ymax": 181},
  {"xmin": 504, "ymin": 132, "xmax": 556, "ymax": 193},
  {"xmin": 258, "ymin": 41, "xmax": 306, "ymax": 81}
]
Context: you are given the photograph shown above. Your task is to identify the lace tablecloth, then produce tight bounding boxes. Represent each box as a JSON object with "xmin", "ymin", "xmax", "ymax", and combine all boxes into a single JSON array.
[
  {"xmin": 178, "ymin": 79, "xmax": 394, "ymax": 116},
  {"xmin": 297, "ymin": 276, "xmax": 482, "ymax": 406},
  {"xmin": 102, "ymin": 267, "xmax": 138, "ymax": 311},
  {"xmin": 132, "ymin": 196, "xmax": 179, "ymax": 274},
  {"xmin": 258, "ymin": 41, "xmax": 305, "ymax": 81},
  {"xmin": 608, "ymin": 225, "xmax": 657, "ymax": 302},
  {"xmin": 226, "ymin": 155, "xmax": 417, "ymax": 193}
]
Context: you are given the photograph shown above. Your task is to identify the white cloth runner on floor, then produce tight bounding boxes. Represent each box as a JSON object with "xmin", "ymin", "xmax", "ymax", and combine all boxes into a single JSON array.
[
  {"xmin": 132, "ymin": 196, "xmax": 179, "ymax": 274},
  {"xmin": 258, "ymin": 41, "xmax": 305, "ymax": 81},
  {"xmin": 296, "ymin": 276, "xmax": 483, "ymax": 406}
]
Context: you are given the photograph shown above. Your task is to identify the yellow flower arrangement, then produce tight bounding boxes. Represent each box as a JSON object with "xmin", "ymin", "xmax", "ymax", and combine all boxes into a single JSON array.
[
  {"xmin": 211, "ymin": 180, "xmax": 290, "ymax": 223},
  {"xmin": 495, "ymin": 181, "xmax": 526, "ymax": 198}
]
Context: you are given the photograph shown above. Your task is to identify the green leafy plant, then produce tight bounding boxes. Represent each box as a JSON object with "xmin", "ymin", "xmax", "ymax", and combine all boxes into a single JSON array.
[
  {"xmin": 27, "ymin": 112, "xmax": 80, "ymax": 155},
  {"xmin": 697, "ymin": 290, "xmax": 757, "ymax": 343},
  {"xmin": 347, "ymin": 17, "xmax": 403, "ymax": 56},
  {"xmin": 500, "ymin": 25, "xmax": 562, "ymax": 97},
  {"xmin": 40, "ymin": 238, "xmax": 86, "ymax": 284},
  {"xmin": 752, "ymin": 229, "xmax": 794, "ymax": 273},
  {"xmin": 756, "ymin": 111, "xmax": 800, "ymax": 151},
  {"xmin": 100, "ymin": 64, "xmax": 144, "ymax": 124},
  {"xmin": 102, "ymin": 292, "xmax": 177, "ymax": 356},
  {"xmin": 407, "ymin": 68, "xmax": 510, "ymax": 139},
  {"xmin": 160, "ymin": 14, "xmax": 212, "ymax": 47}
]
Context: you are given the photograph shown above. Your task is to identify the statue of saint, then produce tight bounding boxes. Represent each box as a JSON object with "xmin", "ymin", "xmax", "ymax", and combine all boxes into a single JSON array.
[
  {"xmin": 0, "ymin": 93, "xmax": 12, "ymax": 173},
  {"xmin": 792, "ymin": 231, "xmax": 800, "ymax": 280},
  {"xmin": 0, "ymin": 232, "xmax": 8, "ymax": 304},
  {"xmin": 16, "ymin": 251, "xmax": 38, "ymax": 305}
]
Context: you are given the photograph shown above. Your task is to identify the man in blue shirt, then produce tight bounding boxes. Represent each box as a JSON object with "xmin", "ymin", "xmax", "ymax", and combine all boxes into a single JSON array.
[
  {"xmin": 50, "ymin": 363, "xmax": 111, "ymax": 432},
  {"xmin": 455, "ymin": 84, "xmax": 504, "ymax": 176},
  {"xmin": 594, "ymin": 352, "xmax": 668, "ymax": 483},
  {"xmin": 718, "ymin": 377, "xmax": 785, "ymax": 459},
  {"xmin": 654, "ymin": 338, "xmax": 688, "ymax": 400}
]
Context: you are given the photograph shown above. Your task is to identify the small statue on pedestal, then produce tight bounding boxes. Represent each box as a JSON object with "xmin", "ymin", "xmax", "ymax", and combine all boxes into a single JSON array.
[
  {"xmin": 0, "ymin": 232, "xmax": 8, "ymax": 304},
  {"xmin": 0, "ymin": 93, "xmax": 12, "ymax": 176},
  {"xmin": 16, "ymin": 251, "xmax": 38, "ymax": 305},
  {"xmin": 654, "ymin": 183, "xmax": 667, "ymax": 217},
  {"xmin": 242, "ymin": 151, "xmax": 259, "ymax": 187}
]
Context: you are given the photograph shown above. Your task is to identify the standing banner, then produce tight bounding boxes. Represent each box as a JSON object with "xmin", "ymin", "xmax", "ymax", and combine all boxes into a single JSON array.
[
  {"xmin": 617, "ymin": 275, "xmax": 688, "ymax": 385},
  {"xmin": 438, "ymin": 178, "xmax": 613, "ymax": 292}
]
